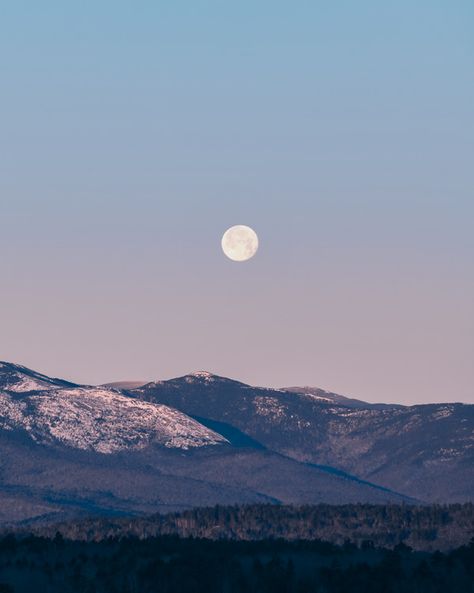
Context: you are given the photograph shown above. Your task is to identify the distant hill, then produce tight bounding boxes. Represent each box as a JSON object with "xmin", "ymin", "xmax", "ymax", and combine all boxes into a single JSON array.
[
  {"xmin": 283, "ymin": 385, "xmax": 404, "ymax": 409},
  {"xmin": 102, "ymin": 381, "xmax": 147, "ymax": 390}
]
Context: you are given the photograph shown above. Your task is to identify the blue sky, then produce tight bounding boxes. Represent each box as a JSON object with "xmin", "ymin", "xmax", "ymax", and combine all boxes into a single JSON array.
[{"xmin": 0, "ymin": 1, "xmax": 473, "ymax": 403}]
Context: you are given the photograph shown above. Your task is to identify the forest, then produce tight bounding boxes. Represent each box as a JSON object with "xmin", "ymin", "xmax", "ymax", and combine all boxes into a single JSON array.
[
  {"xmin": 31, "ymin": 503, "xmax": 474, "ymax": 552},
  {"xmin": 0, "ymin": 532, "xmax": 473, "ymax": 593}
]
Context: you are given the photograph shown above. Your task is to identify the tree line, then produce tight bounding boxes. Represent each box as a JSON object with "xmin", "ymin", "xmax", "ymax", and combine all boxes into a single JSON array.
[{"xmin": 29, "ymin": 503, "xmax": 474, "ymax": 552}]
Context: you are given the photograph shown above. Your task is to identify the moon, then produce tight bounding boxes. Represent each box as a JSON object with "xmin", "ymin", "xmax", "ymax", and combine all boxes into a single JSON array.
[{"xmin": 221, "ymin": 225, "xmax": 259, "ymax": 262}]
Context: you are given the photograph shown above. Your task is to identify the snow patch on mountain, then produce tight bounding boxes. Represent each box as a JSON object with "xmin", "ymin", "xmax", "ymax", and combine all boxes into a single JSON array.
[
  {"xmin": 0, "ymin": 393, "xmax": 25, "ymax": 428},
  {"xmin": 301, "ymin": 392, "xmax": 333, "ymax": 403},
  {"xmin": 253, "ymin": 396, "xmax": 287, "ymax": 421},
  {"xmin": 0, "ymin": 388, "xmax": 228, "ymax": 453},
  {"xmin": 431, "ymin": 407, "xmax": 454, "ymax": 420},
  {"xmin": 3, "ymin": 376, "xmax": 59, "ymax": 393},
  {"xmin": 188, "ymin": 371, "xmax": 215, "ymax": 380}
]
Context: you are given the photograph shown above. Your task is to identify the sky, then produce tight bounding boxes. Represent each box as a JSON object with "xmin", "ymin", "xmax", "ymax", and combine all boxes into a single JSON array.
[{"xmin": 0, "ymin": 1, "xmax": 473, "ymax": 405}]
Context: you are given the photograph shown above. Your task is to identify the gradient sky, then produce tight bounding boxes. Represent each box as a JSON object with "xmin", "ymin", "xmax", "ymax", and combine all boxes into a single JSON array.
[{"xmin": 1, "ymin": 1, "xmax": 473, "ymax": 404}]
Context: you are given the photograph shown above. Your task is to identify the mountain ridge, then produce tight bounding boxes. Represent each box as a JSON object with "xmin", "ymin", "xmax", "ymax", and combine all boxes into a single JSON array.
[
  {"xmin": 0, "ymin": 361, "xmax": 472, "ymax": 527},
  {"xmin": 0, "ymin": 361, "xmax": 417, "ymax": 525},
  {"xmin": 129, "ymin": 370, "xmax": 474, "ymax": 503}
]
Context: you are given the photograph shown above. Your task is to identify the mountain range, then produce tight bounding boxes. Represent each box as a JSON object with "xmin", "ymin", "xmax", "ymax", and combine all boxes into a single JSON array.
[{"xmin": 0, "ymin": 361, "xmax": 472, "ymax": 526}]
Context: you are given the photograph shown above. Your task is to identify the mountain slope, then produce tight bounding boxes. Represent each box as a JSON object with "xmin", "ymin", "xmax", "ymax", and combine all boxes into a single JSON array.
[
  {"xmin": 0, "ymin": 429, "xmax": 412, "ymax": 527},
  {"xmin": 0, "ymin": 431, "xmax": 272, "ymax": 525},
  {"xmin": 0, "ymin": 386, "xmax": 228, "ymax": 453},
  {"xmin": 131, "ymin": 372, "xmax": 474, "ymax": 502}
]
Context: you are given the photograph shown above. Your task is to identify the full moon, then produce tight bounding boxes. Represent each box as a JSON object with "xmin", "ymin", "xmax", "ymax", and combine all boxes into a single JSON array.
[{"xmin": 221, "ymin": 225, "xmax": 259, "ymax": 262}]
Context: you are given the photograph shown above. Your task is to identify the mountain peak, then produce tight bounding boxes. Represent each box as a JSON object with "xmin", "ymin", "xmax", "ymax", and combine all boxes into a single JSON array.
[
  {"xmin": 187, "ymin": 371, "xmax": 217, "ymax": 381},
  {"xmin": 0, "ymin": 361, "xmax": 79, "ymax": 393},
  {"xmin": 178, "ymin": 371, "xmax": 250, "ymax": 387},
  {"xmin": 133, "ymin": 371, "xmax": 249, "ymax": 393}
]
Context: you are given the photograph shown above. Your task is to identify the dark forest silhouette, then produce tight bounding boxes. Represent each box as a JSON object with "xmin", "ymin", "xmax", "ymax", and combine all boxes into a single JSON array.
[{"xmin": 0, "ymin": 532, "xmax": 474, "ymax": 593}]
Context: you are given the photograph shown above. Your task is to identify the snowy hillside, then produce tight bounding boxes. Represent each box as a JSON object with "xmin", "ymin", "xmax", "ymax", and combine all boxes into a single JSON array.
[{"xmin": 0, "ymin": 385, "xmax": 228, "ymax": 453}]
